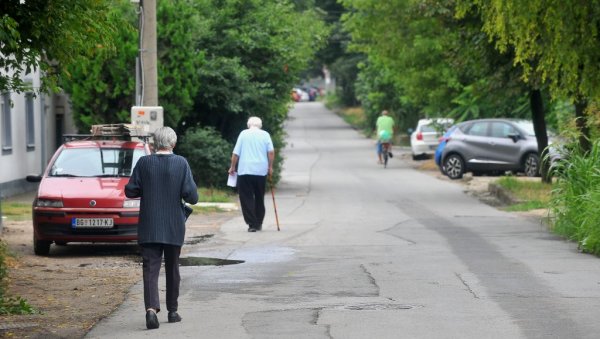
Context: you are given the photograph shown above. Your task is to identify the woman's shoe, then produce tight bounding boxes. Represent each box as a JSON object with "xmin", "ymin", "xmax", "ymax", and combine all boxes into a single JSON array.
[
  {"xmin": 168, "ymin": 311, "xmax": 182, "ymax": 323},
  {"xmin": 146, "ymin": 310, "xmax": 159, "ymax": 329}
]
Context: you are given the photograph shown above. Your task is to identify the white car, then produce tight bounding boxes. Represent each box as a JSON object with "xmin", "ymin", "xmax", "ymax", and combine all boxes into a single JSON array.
[
  {"xmin": 293, "ymin": 88, "xmax": 309, "ymax": 102},
  {"xmin": 410, "ymin": 118, "xmax": 454, "ymax": 160}
]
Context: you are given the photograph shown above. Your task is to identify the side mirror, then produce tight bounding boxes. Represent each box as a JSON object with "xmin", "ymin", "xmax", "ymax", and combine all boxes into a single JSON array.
[
  {"xmin": 507, "ymin": 134, "xmax": 520, "ymax": 143},
  {"xmin": 26, "ymin": 175, "xmax": 42, "ymax": 183}
]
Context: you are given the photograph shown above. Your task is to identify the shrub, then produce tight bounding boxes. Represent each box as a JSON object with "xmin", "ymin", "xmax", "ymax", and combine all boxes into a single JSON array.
[
  {"xmin": 177, "ymin": 126, "xmax": 233, "ymax": 188},
  {"xmin": 0, "ymin": 240, "xmax": 36, "ymax": 315},
  {"xmin": 550, "ymin": 140, "xmax": 600, "ymax": 255}
]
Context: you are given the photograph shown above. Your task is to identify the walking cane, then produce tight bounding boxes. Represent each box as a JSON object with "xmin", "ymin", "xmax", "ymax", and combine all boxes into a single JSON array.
[{"xmin": 268, "ymin": 175, "xmax": 280, "ymax": 231}]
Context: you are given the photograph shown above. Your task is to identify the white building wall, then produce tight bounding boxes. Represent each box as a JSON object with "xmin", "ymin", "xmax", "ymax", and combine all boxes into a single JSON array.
[{"xmin": 0, "ymin": 68, "xmax": 56, "ymax": 198}]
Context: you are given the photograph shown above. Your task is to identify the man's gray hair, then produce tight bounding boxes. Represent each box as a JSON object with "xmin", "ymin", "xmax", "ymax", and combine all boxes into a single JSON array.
[
  {"xmin": 153, "ymin": 126, "xmax": 177, "ymax": 150},
  {"xmin": 247, "ymin": 116, "xmax": 262, "ymax": 128}
]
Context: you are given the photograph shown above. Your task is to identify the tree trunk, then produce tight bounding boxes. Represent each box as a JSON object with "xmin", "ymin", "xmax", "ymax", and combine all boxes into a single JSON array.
[
  {"xmin": 574, "ymin": 98, "xmax": 591, "ymax": 153},
  {"xmin": 530, "ymin": 89, "xmax": 551, "ymax": 183}
]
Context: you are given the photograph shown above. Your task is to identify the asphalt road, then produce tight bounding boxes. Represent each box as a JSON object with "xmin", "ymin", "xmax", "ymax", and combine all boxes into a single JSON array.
[{"xmin": 87, "ymin": 102, "xmax": 600, "ymax": 339}]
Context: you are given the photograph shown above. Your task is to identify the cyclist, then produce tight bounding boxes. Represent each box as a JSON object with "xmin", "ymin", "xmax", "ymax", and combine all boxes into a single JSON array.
[{"xmin": 376, "ymin": 110, "xmax": 395, "ymax": 164}]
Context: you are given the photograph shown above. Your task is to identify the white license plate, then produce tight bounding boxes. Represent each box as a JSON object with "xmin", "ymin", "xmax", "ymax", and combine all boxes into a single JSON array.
[{"xmin": 72, "ymin": 218, "xmax": 114, "ymax": 228}]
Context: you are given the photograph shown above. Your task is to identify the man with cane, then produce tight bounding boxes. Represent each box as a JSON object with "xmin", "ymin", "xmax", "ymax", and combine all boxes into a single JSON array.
[{"xmin": 228, "ymin": 116, "xmax": 275, "ymax": 232}]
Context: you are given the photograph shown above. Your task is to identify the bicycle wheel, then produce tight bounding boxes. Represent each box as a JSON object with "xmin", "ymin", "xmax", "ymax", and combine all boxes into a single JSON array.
[{"xmin": 382, "ymin": 144, "xmax": 389, "ymax": 168}]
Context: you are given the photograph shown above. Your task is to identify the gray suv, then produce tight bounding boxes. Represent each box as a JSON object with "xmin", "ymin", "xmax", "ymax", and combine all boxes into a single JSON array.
[{"xmin": 441, "ymin": 119, "xmax": 541, "ymax": 179}]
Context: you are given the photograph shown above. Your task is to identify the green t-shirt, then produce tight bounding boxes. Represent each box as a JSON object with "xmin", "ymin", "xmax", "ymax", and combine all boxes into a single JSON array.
[{"xmin": 376, "ymin": 115, "xmax": 395, "ymax": 135}]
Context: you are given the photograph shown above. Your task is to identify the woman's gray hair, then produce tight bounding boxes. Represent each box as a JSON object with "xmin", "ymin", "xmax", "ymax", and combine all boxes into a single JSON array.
[
  {"xmin": 247, "ymin": 116, "xmax": 262, "ymax": 128},
  {"xmin": 153, "ymin": 126, "xmax": 177, "ymax": 150}
]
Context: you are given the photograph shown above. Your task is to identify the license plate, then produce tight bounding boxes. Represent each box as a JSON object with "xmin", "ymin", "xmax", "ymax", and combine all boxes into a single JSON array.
[{"xmin": 72, "ymin": 218, "xmax": 114, "ymax": 228}]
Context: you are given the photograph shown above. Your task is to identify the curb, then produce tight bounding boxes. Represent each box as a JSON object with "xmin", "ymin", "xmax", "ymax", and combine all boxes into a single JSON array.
[
  {"xmin": 194, "ymin": 202, "xmax": 238, "ymax": 211},
  {"xmin": 488, "ymin": 182, "xmax": 522, "ymax": 205}
]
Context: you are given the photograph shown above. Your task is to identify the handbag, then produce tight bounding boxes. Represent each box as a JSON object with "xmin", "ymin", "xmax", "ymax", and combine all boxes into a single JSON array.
[{"xmin": 182, "ymin": 203, "xmax": 193, "ymax": 220}]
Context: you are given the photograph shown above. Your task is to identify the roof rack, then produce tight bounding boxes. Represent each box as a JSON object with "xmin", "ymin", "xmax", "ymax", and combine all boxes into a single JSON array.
[{"xmin": 63, "ymin": 124, "xmax": 151, "ymax": 143}]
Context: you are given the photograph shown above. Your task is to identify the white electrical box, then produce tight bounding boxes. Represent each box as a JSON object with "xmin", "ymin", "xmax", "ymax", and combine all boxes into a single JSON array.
[{"xmin": 131, "ymin": 106, "xmax": 164, "ymax": 134}]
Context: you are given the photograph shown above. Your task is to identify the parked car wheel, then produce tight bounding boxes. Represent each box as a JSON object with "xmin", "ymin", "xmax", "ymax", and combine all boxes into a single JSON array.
[
  {"xmin": 523, "ymin": 153, "xmax": 539, "ymax": 177},
  {"xmin": 444, "ymin": 154, "xmax": 464, "ymax": 180},
  {"xmin": 34, "ymin": 235, "xmax": 51, "ymax": 256}
]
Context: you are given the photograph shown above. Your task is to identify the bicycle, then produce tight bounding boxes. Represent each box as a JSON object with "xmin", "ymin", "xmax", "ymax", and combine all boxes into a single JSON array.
[
  {"xmin": 377, "ymin": 129, "xmax": 393, "ymax": 168},
  {"xmin": 381, "ymin": 141, "xmax": 392, "ymax": 168}
]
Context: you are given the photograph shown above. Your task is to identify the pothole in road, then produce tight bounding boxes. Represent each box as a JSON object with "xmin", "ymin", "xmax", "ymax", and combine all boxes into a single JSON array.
[
  {"xmin": 185, "ymin": 234, "xmax": 214, "ymax": 245},
  {"xmin": 179, "ymin": 256, "xmax": 244, "ymax": 266}
]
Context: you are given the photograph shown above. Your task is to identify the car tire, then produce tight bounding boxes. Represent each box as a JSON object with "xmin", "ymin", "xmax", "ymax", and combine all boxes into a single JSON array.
[
  {"xmin": 412, "ymin": 154, "xmax": 418, "ymax": 160},
  {"xmin": 523, "ymin": 153, "xmax": 540, "ymax": 177},
  {"xmin": 33, "ymin": 235, "xmax": 51, "ymax": 256},
  {"xmin": 444, "ymin": 154, "xmax": 464, "ymax": 180}
]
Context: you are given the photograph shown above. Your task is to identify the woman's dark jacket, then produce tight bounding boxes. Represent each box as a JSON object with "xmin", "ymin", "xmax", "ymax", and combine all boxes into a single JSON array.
[{"xmin": 125, "ymin": 154, "xmax": 198, "ymax": 246}]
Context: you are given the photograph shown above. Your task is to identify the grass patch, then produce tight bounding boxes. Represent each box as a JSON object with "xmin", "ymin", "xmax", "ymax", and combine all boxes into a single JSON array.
[
  {"xmin": 495, "ymin": 176, "xmax": 553, "ymax": 211},
  {"xmin": 1, "ymin": 202, "xmax": 31, "ymax": 221},
  {"xmin": 198, "ymin": 188, "xmax": 235, "ymax": 203},
  {"xmin": 191, "ymin": 205, "xmax": 229, "ymax": 214},
  {"xmin": 504, "ymin": 200, "xmax": 548, "ymax": 212},
  {"xmin": 550, "ymin": 141, "xmax": 600, "ymax": 255},
  {"xmin": 338, "ymin": 107, "xmax": 367, "ymax": 130}
]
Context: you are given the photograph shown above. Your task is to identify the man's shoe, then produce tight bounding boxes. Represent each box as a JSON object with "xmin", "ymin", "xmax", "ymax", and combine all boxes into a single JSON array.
[
  {"xmin": 388, "ymin": 152, "xmax": 393, "ymax": 158},
  {"xmin": 248, "ymin": 227, "xmax": 257, "ymax": 232},
  {"xmin": 146, "ymin": 310, "xmax": 159, "ymax": 329},
  {"xmin": 255, "ymin": 225, "xmax": 262, "ymax": 231},
  {"xmin": 168, "ymin": 311, "xmax": 182, "ymax": 323}
]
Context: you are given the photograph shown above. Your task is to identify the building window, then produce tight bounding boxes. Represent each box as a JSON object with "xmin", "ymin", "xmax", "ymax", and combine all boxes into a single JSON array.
[
  {"xmin": 1, "ymin": 92, "xmax": 12, "ymax": 153},
  {"xmin": 25, "ymin": 92, "xmax": 35, "ymax": 150}
]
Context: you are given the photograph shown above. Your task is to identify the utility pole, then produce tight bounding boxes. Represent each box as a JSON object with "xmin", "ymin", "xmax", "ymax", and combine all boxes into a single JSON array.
[{"xmin": 140, "ymin": 0, "xmax": 158, "ymax": 106}]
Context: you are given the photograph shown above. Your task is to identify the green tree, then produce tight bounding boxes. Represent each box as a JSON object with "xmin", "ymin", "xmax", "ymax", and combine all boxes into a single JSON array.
[
  {"xmin": 459, "ymin": 1, "xmax": 600, "ymax": 152},
  {"xmin": 305, "ymin": 0, "xmax": 361, "ymax": 107},
  {"xmin": 341, "ymin": 0, "xmax": 529, "ymax": 126},
  {"xmin": 60, "ymin": 1, "xmax": 137, "ymax": 130},
  {"xmin": 0, "ymin": 0, "xmax": 118, "ymax": 94},
  {"xmin": 341, "ymin": 0, "xmax": 563, "ymax": 182},
  {"xmin": 341, "ymin": 0, "xmax": 460, "ymax": 115},
  {"xmin": 61, "ymin": 0, "xmax": 203, "ymax": 131},
  {"xmin": 157, "ymin": 0, "xmax": 204, "ymax": 128},
  {"xmin": 186, "ymin": 0, "xmax": 329, "ymax": 144},
  {"xmin": 60, "ymin": 0, "xmax": 328, "ymax": 182}
]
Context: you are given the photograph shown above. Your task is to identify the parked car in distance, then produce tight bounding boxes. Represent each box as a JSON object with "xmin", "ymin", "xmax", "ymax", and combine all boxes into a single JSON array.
[
  {"xmin": 434, "ymin": 124, "xmax": 459, "ymax": 174},
  {"xmin": 292, "ymin": 88, "xmax": 309, "ymax": 102},
  {"xmin": 26, "ymin": 125, "xmax": 151, "ymax": 255},
  {"xmin": 410, "ymin": 118, "xmax": 454, "ymax": 160},
  {"xmin": 441, "ymin": 118, "xmax": 549, "ymax": 180}
]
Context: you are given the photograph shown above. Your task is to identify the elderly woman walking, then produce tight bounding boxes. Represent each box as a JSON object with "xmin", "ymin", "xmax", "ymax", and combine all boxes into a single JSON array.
[{"xmin": 125, "ymin": 126, "xmax": 198, "ymax": 330}]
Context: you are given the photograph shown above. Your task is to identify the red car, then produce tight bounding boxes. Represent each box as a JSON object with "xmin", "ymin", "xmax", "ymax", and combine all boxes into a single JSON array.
[{"xmin": 26, "ymin": 133, "xmax": 151, "ymax": 255}]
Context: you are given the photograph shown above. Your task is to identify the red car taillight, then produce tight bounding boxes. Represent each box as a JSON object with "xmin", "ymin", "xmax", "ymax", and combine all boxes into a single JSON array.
[{"xmin": 416, "ymin": 132, "xmax": 423, "ymax": 141}]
